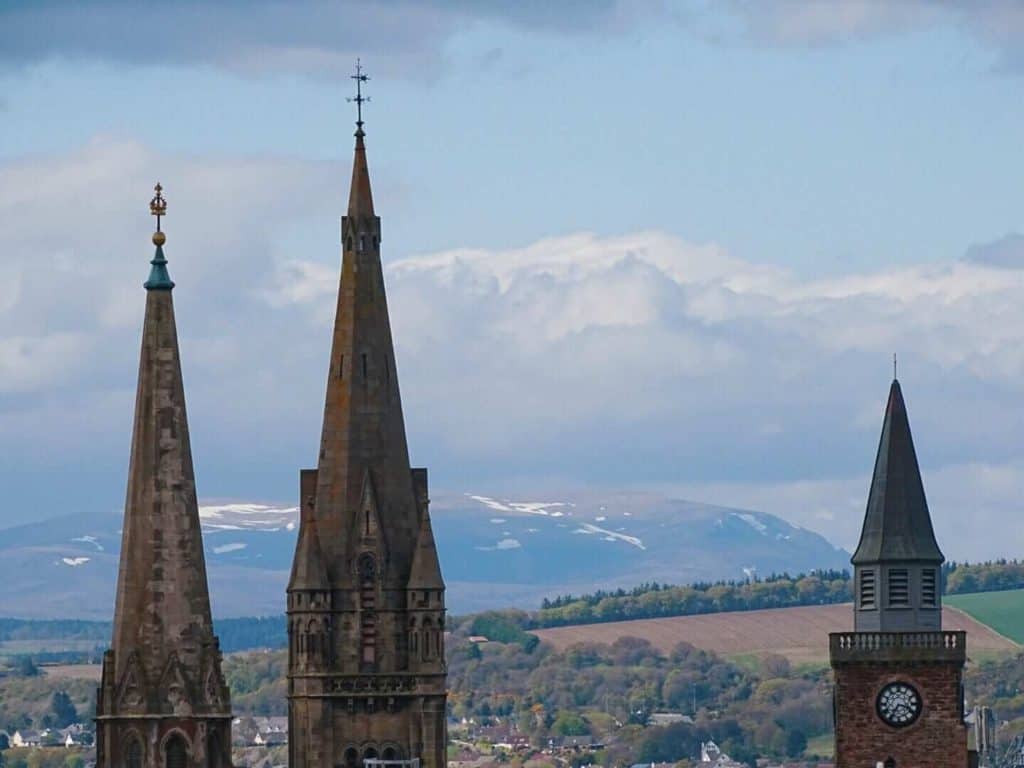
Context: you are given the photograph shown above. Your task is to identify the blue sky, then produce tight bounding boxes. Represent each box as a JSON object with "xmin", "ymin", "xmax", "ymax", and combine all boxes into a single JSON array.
[{"xmin": 4, "ymin": 1, "xmax": 1024, "ymax": 557}]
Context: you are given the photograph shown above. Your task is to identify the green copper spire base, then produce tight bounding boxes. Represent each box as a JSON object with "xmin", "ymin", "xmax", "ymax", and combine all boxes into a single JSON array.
[{"xmin": 144, "ymin": 244, "xmax": 175, "ymax": 291}]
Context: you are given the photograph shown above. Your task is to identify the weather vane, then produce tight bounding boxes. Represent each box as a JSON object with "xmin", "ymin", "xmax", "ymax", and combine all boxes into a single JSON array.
[
  {"xmin": 150, "ymin": 183, "xmax": 167, "ymax": 245},
  {"xmin": 347, "ymin": 58, "xmax": 370, "ymax": 131}
]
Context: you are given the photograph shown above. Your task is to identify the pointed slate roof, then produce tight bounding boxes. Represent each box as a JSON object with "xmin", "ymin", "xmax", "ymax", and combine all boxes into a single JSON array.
[
  {"xmin": 408, "ymin": 509, "xmax": 445, "ymax": 590},
  {"xmin": 111, "ymin": 223, "xmax": 219, "ymax": 685},
  {"xmin": 852, "ymin": 379, "xmax": 944, "ymax": 565},
  {"xmin": 313, "ymin": 127, "xmax": 420, "ymax": 585}
]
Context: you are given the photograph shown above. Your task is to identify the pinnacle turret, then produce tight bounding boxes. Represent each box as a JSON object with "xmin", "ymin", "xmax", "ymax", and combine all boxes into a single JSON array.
[{"xmin": 408, "ymin": 508, "xmax": 445, "ymax": 591}]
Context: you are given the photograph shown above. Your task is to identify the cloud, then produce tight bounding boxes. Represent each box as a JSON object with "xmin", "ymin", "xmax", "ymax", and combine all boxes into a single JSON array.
[
  {"xmin": 5, "ymin": 137, "xmax": 1024, "ymax": 563},
  {"xmin": 725, "ymin": 0, "xmax": 1024, "ymax": 72},
  {"xmin": 0, "ymin": 137, "xmax": 340, "ymax": 471},
  {"xmin": 0, "ymin": 1, "xmax": 661, "ymax": 78},
  {"xmin": 724, "ymin": 0, "xmax": 940, "ymax": 46}
]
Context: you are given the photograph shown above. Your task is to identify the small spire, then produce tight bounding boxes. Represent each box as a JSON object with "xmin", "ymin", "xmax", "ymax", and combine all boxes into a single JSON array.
[
  {"xmin": 345, "ymin": 61, "xmax": 375, "ymax": 219},
  {"xmin": 145, "ymin": 183, "xmax": 174, "ymax": 291},
  {"xmin": 893, "ymin": 352, "xmax": 898, "ymax": 381},
  {"xmin": 347, "ymin": 58, "xmax": 370, "ymax": 137}
]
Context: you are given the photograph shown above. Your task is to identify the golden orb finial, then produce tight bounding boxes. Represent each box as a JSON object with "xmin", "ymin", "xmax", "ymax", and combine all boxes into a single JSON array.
[{"xmin": 149, "ymin": 182, "xmax": 167, "ymax": 240}]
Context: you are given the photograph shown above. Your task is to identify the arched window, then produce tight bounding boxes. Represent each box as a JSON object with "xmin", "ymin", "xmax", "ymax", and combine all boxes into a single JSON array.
[
  {"xmin": 363, "ymin": 746, "xmax": 379, "ymax": 763},
  {"xmin": 884, "ymin": 758, "xmax": 896, "ymax": 768},
  {"xmin": 344, "ymin": 747, "xmax": 359, "ymax": 768},
  {"xmin": 165, "ymin": 734, "xmax": 188, "ymax": 768},
  {"xmin": 382, "ymin": 746, "xmax": 399, "ymax": 761},
  {"xmin": 125, "ymin": 735, "xmax": 143, "ymax": 768}
]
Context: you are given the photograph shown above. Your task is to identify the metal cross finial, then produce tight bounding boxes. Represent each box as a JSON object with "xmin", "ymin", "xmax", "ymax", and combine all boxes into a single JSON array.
[
  {"xmin": 893, "ymin": 353, "xmax": 897, "ymax": 380},
  {"xmin": 347, "ymin": 58, "xmax": 371, "ymax": 130},
  {"xmin": 149, "ymin": 182, "xmax": 167, "ymax": 233}
]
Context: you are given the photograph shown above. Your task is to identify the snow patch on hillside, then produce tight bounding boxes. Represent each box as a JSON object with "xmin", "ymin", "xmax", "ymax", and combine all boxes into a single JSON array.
[
  {"xmin": 213, "ymin": 543, "xmax": 247, "ymax": 555},
  {"xmin": 476, "ymin": 538, "xmax": 522, "ymax": 551},
  {"xmin": 199, "ymin": 503, "xmax": 298, "ymax": 532},
  {"xmin": 732, "ymin": 512, "xmax": 768, "ymax": 535},
  {"xmin": 573, "ymin": 523, "xmax": 646, "ymax": 550},
  {"xmin": 467, "ymin": 495, "xmax": 568, "ymax": 517}
]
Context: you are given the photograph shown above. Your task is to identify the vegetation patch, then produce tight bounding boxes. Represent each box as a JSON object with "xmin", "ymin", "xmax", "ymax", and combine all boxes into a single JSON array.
[{"xmin": 947, "ymin": 589, "xmax": 1024, "ymax": 644}]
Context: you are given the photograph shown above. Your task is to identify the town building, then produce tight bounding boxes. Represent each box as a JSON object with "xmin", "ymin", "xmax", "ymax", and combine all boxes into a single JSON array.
[
  {"xmin": 286, "ymin": 65, "xmax": 447, "ymax": 768},
  {"xmin": 830, "ymin": 377, "xmax": 967, "ymax": 768},
  {"xmin": 94, "ymin": 187, "xmax": 233, "ymax": 768},
  {"xmin": 11, "ymin": 730, "xmax": 42, "ymax": 748}
]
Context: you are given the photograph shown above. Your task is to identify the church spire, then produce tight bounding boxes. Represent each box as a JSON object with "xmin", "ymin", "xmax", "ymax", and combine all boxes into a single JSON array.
[
  {"xmin": 852, "ymin": 377, "xmax": 943, "ymax": 565},
  {"xmin": 97, "ymin": 186, "xmax": 232, "ymax": 768},
  {"xmin": 288, "ymin": 66, "xmax": 447, "ymax": 768},
  {"xmin": 309, "ymin": 60, "xmax": 419, "ymax": 582},
  {"xmin": 850, "ymin": 376, "xmax": 944, "ymax": 632}
]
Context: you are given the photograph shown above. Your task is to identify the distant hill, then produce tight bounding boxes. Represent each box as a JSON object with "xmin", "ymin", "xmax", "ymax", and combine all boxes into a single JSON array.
[
  {"xmin": 0, "ymin": 491, "xmax": 849, "ymax": 618},
  {"xmin": 530, "ymin": 603, "xmax": 1019, "ymax": 664}
]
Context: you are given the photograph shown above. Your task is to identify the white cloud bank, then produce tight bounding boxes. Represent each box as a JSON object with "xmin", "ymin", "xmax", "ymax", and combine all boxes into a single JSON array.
[{"xmin": 3, "ymin": 138, "xmax": 1024, "ymax": 560}]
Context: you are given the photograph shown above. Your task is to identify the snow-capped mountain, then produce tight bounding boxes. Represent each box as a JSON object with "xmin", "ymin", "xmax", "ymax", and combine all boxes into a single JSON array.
[{"xmin": 0, "ymin": 492, "xmax": 849, "ymax": 618}]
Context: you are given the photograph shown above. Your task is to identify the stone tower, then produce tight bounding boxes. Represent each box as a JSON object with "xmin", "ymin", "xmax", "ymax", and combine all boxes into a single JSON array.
[
  {"xmin": 830, "ymin": 378, "xmax": 966, "ymax": 768},
  {"xmin": 96, "ymin": 186, "xmax": 233, "ymax": 768},
  {"xmin": 287, "ymin": 74, "xmax": 447, "ymax": 768}
]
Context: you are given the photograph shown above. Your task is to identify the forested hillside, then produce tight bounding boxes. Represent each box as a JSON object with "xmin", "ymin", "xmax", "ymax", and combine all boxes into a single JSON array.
[{"xmin": 531, "ymin": 560, "xmax": 1024, "ymax": 628}]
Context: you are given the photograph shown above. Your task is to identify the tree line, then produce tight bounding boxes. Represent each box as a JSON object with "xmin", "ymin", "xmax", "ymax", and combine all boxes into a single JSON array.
[{"xmin": 531, "ymin": 560, "xmax": 1024, "ymax": 628}]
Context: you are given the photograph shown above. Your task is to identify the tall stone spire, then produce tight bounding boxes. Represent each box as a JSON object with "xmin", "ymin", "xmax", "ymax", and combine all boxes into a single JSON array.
[
  {"xmin": 96, "ymin": 185, "xmax": 233, "ymax": 768},
  {"xmin": 851, "ymin": 377, "xmax": 944, "ymax": 631},
  {"xmin": 288, "ymin": 63, "xmax": 447, "ymax": 768},
  {"xmin": 312, "ymin": 73, "xmax": 419, "ymax": 585}
]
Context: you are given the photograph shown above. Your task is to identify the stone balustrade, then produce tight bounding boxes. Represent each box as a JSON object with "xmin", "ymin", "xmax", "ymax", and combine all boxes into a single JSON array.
[{"xmin": 829, "ymin": 630, "xmax": 966, "ymax": 664}]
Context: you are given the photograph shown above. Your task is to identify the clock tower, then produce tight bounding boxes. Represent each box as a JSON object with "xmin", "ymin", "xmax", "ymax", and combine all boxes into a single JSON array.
[{"xmin": 830, "ymin": 377, "xmax": 967, "ymax": 768}]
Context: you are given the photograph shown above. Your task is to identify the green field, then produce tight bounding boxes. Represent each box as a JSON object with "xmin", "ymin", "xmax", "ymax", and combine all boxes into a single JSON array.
[
  {"xmin": 948, "ymin": 589, "xmax": 1024, "ymax": 644},
  {"xmin": 804, "ymin": 733, "xmax": 834, "ymax": 759}
]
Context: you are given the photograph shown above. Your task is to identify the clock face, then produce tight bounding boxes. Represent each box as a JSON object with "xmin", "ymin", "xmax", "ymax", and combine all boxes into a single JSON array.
[{"xmin": 876, "ymin": 682, "xmax": 922, "ymax": 727}]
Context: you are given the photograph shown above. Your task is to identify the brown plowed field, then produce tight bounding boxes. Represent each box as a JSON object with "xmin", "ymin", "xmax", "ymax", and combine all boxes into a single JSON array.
[{"xmin": 531, "ymin": 604, "xmax": 1017, "ymax": 664}]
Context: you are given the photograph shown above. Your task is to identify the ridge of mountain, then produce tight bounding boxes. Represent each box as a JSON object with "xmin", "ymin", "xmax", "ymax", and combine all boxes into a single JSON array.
[{"xmin": 0, "ymin": 492, "xmax": 849, "ymax": 618}]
